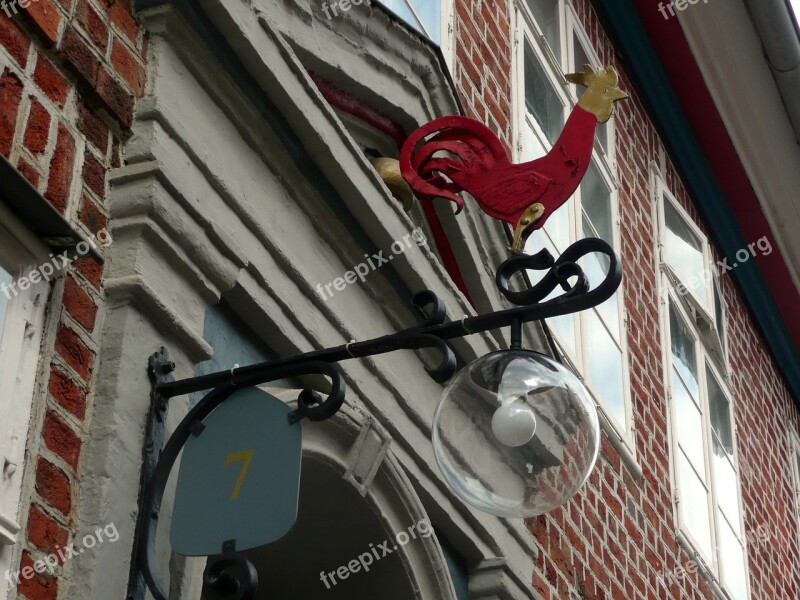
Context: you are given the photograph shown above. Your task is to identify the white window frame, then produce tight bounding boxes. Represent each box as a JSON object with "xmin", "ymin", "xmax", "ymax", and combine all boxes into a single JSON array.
[
  {"xmin": 376, "ymin": 0, "xmax": 454, "ymax": 60},
  {"xmin": 790, "ymin": 429, "xmax": 800, "ymax": 544},
  {"xmin": 563, "ymin": 3, "xmax": 616, "ymax": 168},
  {"xmin": 0, "ymin": 204, "xmax": 50, "ymax": 599},
  {"xmin": 512, "ymin": 0, "xmax": 631, "ymax": 449},
  {"xmin": 661, "ymin": 267, "xmax": 750, "ymax": 599},
  {"xmin": 654, "ymin": 170, "xmax": 728, "ymax": 371}
]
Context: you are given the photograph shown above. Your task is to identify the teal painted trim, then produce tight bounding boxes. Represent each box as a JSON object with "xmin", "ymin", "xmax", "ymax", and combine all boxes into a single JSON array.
[{"xmin": 596, "ymin": 0, "xmax": 800, "ymax": 405}]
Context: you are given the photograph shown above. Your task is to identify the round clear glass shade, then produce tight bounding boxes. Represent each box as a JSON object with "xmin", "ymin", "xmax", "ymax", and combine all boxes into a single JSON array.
[{"xmin": 432, "ymin": 350, "xmax": 600, "ymax": 517}]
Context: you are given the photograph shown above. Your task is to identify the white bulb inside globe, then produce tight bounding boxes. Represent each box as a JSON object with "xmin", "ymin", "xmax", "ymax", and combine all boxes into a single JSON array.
[{"xmin": 490, "ymin": 401, "xmax": 537, "ymax": 447}]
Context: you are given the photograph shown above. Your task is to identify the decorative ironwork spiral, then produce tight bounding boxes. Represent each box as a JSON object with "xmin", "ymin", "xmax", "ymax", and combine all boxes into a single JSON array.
[{"xmin": 496, "ymin": 237, "xmax": 620, "ymax": 310}]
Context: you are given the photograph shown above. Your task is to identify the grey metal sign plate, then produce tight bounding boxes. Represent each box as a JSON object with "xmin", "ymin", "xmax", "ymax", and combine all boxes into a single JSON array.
[{"xmin": 171, "ymin": 387, "xmax": 302, "ymax": 556}]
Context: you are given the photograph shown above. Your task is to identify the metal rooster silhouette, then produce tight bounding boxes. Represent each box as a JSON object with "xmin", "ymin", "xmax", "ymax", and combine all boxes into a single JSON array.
[{"xmin": 400, "ymin": 65, "xmax": 629, "ymax": 253}]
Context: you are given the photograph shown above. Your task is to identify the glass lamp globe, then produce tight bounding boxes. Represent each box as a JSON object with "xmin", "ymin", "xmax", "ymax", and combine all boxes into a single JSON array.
[{"xmin": 432, "ymin": 350, "xmax": 600, "ymax": 517}]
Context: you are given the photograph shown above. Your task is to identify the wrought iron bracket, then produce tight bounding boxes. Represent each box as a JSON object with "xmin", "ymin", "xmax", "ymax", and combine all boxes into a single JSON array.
[
  {"xmin": 127, "ymin": 347, "xmax": 175, "ymax": 600},
  {"xmin": 127, "ymin": 238, "xmax": 622, "ymax": 600}
]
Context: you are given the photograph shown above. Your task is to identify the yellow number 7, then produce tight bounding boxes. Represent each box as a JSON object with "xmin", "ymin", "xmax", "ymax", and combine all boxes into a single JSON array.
[{"xmin": 225, "ymin": 449, "xmax": 255, "ymax": 500}]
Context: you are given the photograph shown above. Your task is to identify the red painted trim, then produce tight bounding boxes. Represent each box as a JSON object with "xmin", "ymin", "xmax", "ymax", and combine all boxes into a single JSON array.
[
  {"xmin": 308, "ymin": 71, "xmax": 473, "ymax": 303},
  {"xmin": 420, "ymin": 200, "xmax": 473, "ymax": 304},
  {"xmin": 633, "ymin": 0, "xmax": 800, "ymax": 350},
  {"xmin": 308, "ymin": 71, "xmax": 407, "ymax": 148}
]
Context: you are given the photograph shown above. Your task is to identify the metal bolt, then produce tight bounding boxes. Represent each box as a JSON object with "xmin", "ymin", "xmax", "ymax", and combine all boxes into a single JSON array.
[{"xmin": 161, "ymin": 361, "xmax": 176, "ymax": 375}]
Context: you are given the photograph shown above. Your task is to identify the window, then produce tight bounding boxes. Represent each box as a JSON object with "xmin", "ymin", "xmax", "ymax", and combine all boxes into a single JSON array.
[
  {"xmin": 791, "ymin": 431, "xmax": 800, "ymax": 541},
  {"xmin": 376, "ymin": 0, "xmax": 452, "ymax": 46},
  {"xmin": 656, "ymin": 174, "xmax": 727, "ymax": 367},
  {"xmin": 0, "ymin": 212, "xmax": 49, "ymax": 595},
  {"xmin": 664, "ymin": 293, "xmax": 749, "ymax": 600},
  {"xmin": 515, "ymin": 0, "xmax": 629, "ymax": 441}
]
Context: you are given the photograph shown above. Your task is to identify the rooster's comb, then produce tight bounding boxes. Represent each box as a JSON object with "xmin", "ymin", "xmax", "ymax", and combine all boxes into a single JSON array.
[{"xmin": 565, "ymin": 64, "xmax": 619, "ymax": 87}]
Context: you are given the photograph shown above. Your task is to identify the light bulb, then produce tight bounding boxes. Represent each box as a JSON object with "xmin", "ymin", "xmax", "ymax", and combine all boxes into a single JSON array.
[
  {"xmin": 432, "ymin": 350, "xmax": 600, "ymax": 517},
  {"xmin": 491, "ymin": 401, "xmax": 537, "ymax": 446}
]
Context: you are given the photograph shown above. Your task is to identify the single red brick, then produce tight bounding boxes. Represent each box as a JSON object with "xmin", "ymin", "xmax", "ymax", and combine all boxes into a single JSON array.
[
  {"xmin": 73, "ymin": 256, "xmax": 103, "ymax": 290},
  {"xmin": 27, "ymin": 504, "xmax": 69, "ymax": 554},
  {"xmin": 110, "ymin": 36, "xmax": 144, "ymax": 95},
  {"xmin": 77, "ymin": 102, "xmax": 108, "ymax": 153},
  {"xmin": 106, "ymin": 0, "xmax": 139, "ymax": 46},
  {"xmin": 21, "ymin": 0, "xmax": 63, "ymax": 46},
  {"xmin": 76, "ymin": 0, "xmax": 108, "ymax": 52},
  {"xmin": 54, "ymin": 323, "xmax": 94, "ymax": 382},
  {"xmin": 59, "ymin": 26, "xmax": 100, "ymax": 86},
  {"xmin": 17, "ymin": 157, "xmax": 41, "ymax": 188},
  {"xmin": 17, "ymin": 551, "xmax": 59, "ymax": 600},
  {"xmin": 42, "ymin": 410, "xmax": 82, "ymax": 470},
  {"xmin": 23, "ymin": 96, "xmax": 51, "ymax": 154},
  {"xmin": 48, "ymin": 364, "xmax": 87, "ymax": 420},
  {"xmin": 33, "ymin": 57, "xmax": 69, "ymax": 107},
  {"xmin": 96, "ymin": 67, "xmax": 132, "ymax": 128},
  {"xmin": 63, "ymin": 275, "xmax": 97, "ymax": 332},
  {"xmin": 0, "ymin": 9, "xmax": 31, "ymax": 67},
  {"xmin": 35, "ymin": 458, "xmax": 71, "ymax": 515},
  {"xmin": 44, "ymin": 124, "xmax": 76, "ymax": 213},
  {"xmin": 82, "ymin": 150, "xmax": 105, "ymax": 198},
  {"xmin": 77, "ymin": 193, "xmax": 108, "ymax": 234},
  {"xmin": 0, "ymin": 68, "xmax": 24, "ymax": 157}
]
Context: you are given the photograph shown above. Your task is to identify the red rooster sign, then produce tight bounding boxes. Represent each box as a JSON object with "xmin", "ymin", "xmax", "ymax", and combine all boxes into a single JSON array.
[{"xmin": 400, "ymin": 65, "xmax": 629, "ymax": 253}]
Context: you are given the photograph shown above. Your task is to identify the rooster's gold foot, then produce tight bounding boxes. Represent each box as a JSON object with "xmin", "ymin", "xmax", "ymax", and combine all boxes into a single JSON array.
[{"xmin": 509, "ymin": 204, "xmax": 545, "ymax": 253}]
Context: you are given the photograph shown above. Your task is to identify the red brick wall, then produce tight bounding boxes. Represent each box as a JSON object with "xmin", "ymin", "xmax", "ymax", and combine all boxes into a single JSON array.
[
  {"xmin": 452, "ymin": 1, "xmax": 800, "ymax": 599},
  {"xmin": 0, "ymin": 1, "xmax": 144, "ymax": 598},
  {"xmin": 453, "ymin": 0, "xmax": 514, "ymax": 146}
]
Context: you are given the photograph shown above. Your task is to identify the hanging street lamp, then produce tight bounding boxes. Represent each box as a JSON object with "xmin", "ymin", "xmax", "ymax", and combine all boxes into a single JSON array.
[{"xmin": 126, "ymin": 65, "xmax": 629, "ymax": 600}]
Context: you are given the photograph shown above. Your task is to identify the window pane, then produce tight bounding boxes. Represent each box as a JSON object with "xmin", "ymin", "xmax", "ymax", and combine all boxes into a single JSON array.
[
  {"xmin": 527, "ymin": 233, "xmax": 577, "ymax": 356},
  {"xmin": 526, "ymin": 0, "xmax": 561, "ymax": 61},
  {"xmin": 714, "ymin": 277, "xmax": 725, "ymax": 336},
  {"xmin": 377, "ymin": 1, "xmax": 424, "ymax": 33},
  {"xmin": 664, "ymin": 198, "xmax": 708, "ymax": 306},
  {"xmin": 669, "ymin": 301, "xmax": 699, "ymax": 400},
  {"xmin": 545, "ymin": 202, "xmax": 570, "ymax": 252},
  {"xmin": 0, "ymin": 266, "xmax": 12, "ymax": 345},
  {"xmin": 581, "ymin": 162, "xmax": 613, "ymax": 243},
  {"xmin": 571, "ymin": 32, "xmax": 589, "ymax": 93},
  {"xmin": 678, "ymin": 452, "xmax": 713, "ymax": 560},
  {"xmin": 673, "ymin": 370, "xmax": 706, "ymax": 480},
  {"xmin": 794, "ymin": 444, "xmax": 800, "ymax": 511},
  {"xmin": 713, "ymin": 438, "xmax": 740, "ymax": 532},
  {"xmin": 409, "ymin": 0, "xmax": 441, "ymax": 43},
  {"xmin": 522, "ymin": 117, "xmax": 548, "ymax": 161},
  {"xmin": 582, "ymin": 215, "xmax": 619, "ymax": 337},
  {"xmin": 718, "ymin": 515, "xmax": 748, "ymax": 600},
  {"xmin": 524, "ymin": 41, "xmax": 564, "ymax": 144},
  {"xmin": 707, "ymin": 367, "xmax": 733, "ymax": 454},
  {"xmin": 584, "ymin": 309, "xmax": 625, "ymax": 428}
]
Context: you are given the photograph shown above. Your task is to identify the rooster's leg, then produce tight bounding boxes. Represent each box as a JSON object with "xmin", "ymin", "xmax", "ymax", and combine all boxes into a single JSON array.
[{"xmin": 509, "ymin": 203, "xmax": 546, "ymax": 253}]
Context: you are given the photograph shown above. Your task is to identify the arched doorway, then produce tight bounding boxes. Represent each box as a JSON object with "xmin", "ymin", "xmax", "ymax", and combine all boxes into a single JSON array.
[{"xmin": 246, "ymin": 458, "xmax": 416, "ymax": 598}]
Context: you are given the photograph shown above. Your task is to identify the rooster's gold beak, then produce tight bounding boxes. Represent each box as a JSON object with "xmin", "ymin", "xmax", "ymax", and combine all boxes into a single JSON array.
[{"xmin": 612, "ymin": 89, "xmax": 629, "ymax": 102}]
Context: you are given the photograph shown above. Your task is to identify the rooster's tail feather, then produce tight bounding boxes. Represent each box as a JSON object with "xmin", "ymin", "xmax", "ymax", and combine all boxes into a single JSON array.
[{"xmin": 400, "ymin": 116, "xmax": 511, "ymax": 212}]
